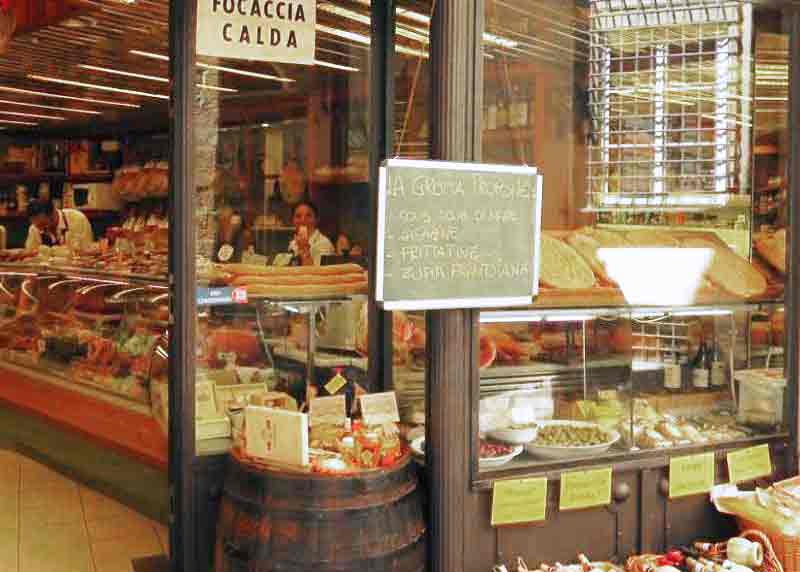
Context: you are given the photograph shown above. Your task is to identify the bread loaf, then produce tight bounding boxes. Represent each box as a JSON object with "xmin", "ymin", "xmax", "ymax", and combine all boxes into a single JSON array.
[
  {"xmin": 625, "ymin": 229, "xmax": 680, "ymax": 246},
  {"xmin": 682, "ymin": 237, "xmax": 768, "ymax": 299},
  {"xmin": 754, "ymin": 229, "xmax": 786, "ymax": 274},
  {"xmin": 220, "ymin": 263, "xmax": 364, "ymax": 277},
  {"xmin": 539, "ymin": 233, "xmax": 596, "ymax": 289}
]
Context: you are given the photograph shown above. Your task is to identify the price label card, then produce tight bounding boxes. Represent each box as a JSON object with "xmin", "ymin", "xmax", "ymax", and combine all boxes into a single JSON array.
[
  {"xmin": 491, "ymin": 477, "xmax": 547, "ymax": 527},
  {"xmin": 324, "ymin": 372, "xmax": 348, "ymax": 396},
  {"xmin": 669, "ymin": 452, "xmax": 715, "ymax": 499},
  {"xmin": 728, "ymin": 445, "xmax": 773, "ymax": 484},
  {"xmin": 309, "ymin": 395, "xmax": 346, "ymax": 427},
  {"xmin": 359, "ymin": 392, "xmax": 400, "ymax": 425},
  {"xmin": 559, "ymin": 467, "xmax": 612, "ymax": 511}
]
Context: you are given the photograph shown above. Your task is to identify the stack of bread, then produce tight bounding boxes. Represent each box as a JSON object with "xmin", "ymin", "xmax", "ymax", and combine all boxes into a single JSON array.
[
  {"xmin": 537, "ymin": 228, "xmax": 771, "ymax": 304},
  {"xmin": 111, "ymin": 162, "xmax": 169, "ymax": 201},
  {"xmin": 216, "ymin": 263, "xmax": 368, "ymax": 299}
]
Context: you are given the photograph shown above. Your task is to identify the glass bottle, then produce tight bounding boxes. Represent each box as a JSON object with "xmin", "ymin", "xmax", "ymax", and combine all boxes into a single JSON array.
[
  {"xmin": 710, "ymin": 337, "xmax": 726, "ymax": 388},
  {"xmin": 692, "ymin": 338, "xmax": 710, "ymax": 390}
]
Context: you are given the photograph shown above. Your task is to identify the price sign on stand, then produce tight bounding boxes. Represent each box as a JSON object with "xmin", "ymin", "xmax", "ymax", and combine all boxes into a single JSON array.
[
  {"xmin": 377, "ymin": 159, "xmax": 543, "ymax": 311},
  {"xmin": 491, "ymin": 477, "xmax": 548, "ymax": 526},
  {"xmin": 728, "ymin": 445, "xmax": 773, "ymax": 484}
]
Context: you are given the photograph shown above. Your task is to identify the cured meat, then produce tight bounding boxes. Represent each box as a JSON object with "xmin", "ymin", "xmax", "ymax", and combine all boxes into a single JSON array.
[
  {"xmin": 479, "ymin": 335, "xmax": 497, "ymax": 369},
  {"xmin": 480, "ymin": 325, "xmax": 529, "ymax": 363},
  {"xmin": 539, "ymin": 233, "xmax": 596, "ymax": 290},
  {"xmin": 682, "ymin": 237, "xmax": 768, "ymax": 299}
]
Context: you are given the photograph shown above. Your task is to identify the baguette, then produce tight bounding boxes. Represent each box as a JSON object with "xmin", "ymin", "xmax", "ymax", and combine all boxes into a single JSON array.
[
  {"xmin": 246, "ymin": 281, "xmax": 368, "ymax": 298},
  {"xmin": 231, "ymin": 272, "xmax": 367, "ymax": 287},
  {"xmin": 218, "ymin": 263, "xmax": 364, "ymax": 276}
]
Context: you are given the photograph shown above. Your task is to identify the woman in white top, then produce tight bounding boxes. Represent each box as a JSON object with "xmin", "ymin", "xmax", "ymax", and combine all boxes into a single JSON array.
[
  {"xmin": 288, "ymin": 201, "xmax": 334, "ymax": 266},
  {"xmin": 25, "ymin": 200, "xmax": 93, "ymax": 251}
]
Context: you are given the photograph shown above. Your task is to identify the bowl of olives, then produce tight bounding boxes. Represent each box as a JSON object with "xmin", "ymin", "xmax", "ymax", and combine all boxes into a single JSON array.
[{"xmin": 524, "ymin": 421, "xmax": 620, "ymax": 459}]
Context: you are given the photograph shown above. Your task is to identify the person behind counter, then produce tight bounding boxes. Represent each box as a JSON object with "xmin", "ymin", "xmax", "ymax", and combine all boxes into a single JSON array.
[
  {"xmin": 25, "ymin": 199, "xmax": 93, "ymax": 251},
  {"xmin": 288, "ymin": 201, "xmax": 334, "ymax": 266}
]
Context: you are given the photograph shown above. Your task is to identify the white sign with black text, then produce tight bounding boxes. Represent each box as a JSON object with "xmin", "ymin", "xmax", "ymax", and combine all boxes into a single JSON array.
[{"xmin": 196, "ymin": 0, "xmax": 316, "ymax": 64}]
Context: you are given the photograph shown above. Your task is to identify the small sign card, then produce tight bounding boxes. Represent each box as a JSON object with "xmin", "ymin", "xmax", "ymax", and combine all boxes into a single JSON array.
[
  {"xmin": 195, "ymin": 380, "xmax": 218, "ymax": 419},
  {"xmin": 728, "ymin": 445, "xmax": 772, "ymax": 484},
  {"xmin": 491, "ymin": 477, "xmax": 548, "ymax": 527},
  {"xmin": 245, "ymin": 406, "xmax": 309, "ymax": 467},
  {"xmin": 359, "ymin": 392, "xmax": 400, "ymax": 426},
  {"xmin": 669, "ymin": 452, "xmax": 715, "ymax": 499},
  {"xmin": 309, "ymin": 395, "xmax": 346, "ymax": 427},
  {"xmin": 559, "ymin": 467, "xmax": 612, "ymax": 511}
]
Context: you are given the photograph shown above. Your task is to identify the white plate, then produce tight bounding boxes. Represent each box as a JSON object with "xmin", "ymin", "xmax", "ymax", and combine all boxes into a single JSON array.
[
  {"xmin": 486, "ymin": 427, "xmax": 538, "ymax": 445},
  {"xmin": 410, "ymin": 438, "xmax": 523, "ymax": 469},
  {"xmin": 524, "ymin": 421, "xmax": 620, "ymax": 460}
]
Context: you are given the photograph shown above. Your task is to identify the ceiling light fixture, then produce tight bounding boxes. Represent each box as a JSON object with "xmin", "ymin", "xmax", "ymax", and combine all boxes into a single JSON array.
[
  {"xmin": 197, "ymin": 62, "xmax": 295, "ymax": 83},
  {"xmin": 0, "ymin": 99, "xmax": 101, "ymax": 115},
  {"xmin": 0, "ymin": 110, "xmax": 65, "ymax": 121},
  {"xmin": 0, "ymin": 119, "xmax": 38, "ymax": 126},
  {"xmin": 0, "ymin": 86, "xmax": 140, "ymax": 108},
  {"xmin": 198, "ymin": 84, "xmax": 238, "ymax": 93},
  {"xmin": 28, "ymin": 74, "xmax": 169, "ymax": 100},
  {"xmin": 314, "ymin": 59, "xmax": 360, "ymax": 72},
  {"xmin": 129, "ymin": 50, "xmax": 295, "ymax": 83},
  {"xmin": 78, "ymin": 64, "xmax": 169, "ymax": 83},
  {"xmin": 129, "ymin": 49, "xmax": 169, "ymax": 61}
]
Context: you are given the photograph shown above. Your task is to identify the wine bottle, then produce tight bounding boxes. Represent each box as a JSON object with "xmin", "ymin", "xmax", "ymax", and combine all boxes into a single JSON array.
[{"xmin": 692, "ymin": 339, "xmax": 710, "ymax": 390}]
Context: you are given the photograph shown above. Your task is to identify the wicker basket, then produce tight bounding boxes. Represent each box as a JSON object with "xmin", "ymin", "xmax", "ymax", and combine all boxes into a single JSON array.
[{"xmin": 737, "ymin": 521, "xmax": 795, "ymax": 572}]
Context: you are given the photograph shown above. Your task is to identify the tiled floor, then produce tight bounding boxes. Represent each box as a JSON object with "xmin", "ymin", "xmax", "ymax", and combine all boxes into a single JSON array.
[{"xmin": 0, "ymin": 450, "xmax": 168, "ymax": 572}]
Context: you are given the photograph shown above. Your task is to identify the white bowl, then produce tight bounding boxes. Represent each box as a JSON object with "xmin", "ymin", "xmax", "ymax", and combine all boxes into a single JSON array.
[
  {"xmin": 487, "ymin": 426, "xmax": 538, "ymax": 445},
  {"xmin": 524, "ymin": 421, "xmax": 620, "ymax": 460}
]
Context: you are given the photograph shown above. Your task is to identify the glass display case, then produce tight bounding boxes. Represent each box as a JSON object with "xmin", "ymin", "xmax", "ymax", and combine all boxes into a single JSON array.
[
  {"xmin": 459, "ymin": 0, "xmax": 791, "ymax": 480},
  {"xmin": 0, "ymin": 263, "xmax": 168, "ymax": 411}
]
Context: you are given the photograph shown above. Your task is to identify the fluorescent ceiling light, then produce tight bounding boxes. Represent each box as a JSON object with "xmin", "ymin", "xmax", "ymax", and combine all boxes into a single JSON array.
[
  {"xmin": 0, "ymin": 99, "xmax": 101, "ymax": 115},
  {"xmin": 197, "ymin": 62, "xmax": 294, "ymax": 83},
  {"xmin": 81, "ymin": 64, "xmax": 237, "ymax": 93},
  {"xmin": 0, "ymin": 86, "xmax": 140, "ymax": 108},
  {"xmin": 314, "ymin": 59, "xmax": 359, "ymax": 72},
  {"xmin": 78, "ymin": 64, "xmax": 168, "ymax": 83},
  {"xmin": 129, "ymin": 49, "xmax": 295, "ymax": 83},
  {"xmin": 198, "ymin": 83, "xmax": 238, "ymax": 93},
  {"xmin": 261, "ymin": 123, "xmax": 270, "ymax": 127},
  {"xmin": 317, "ymin": 24, "xmax": 428, "ymax": 58},
  {"xmin": 0, "ymin": 110, "xmax": 64, "ymax": 121},
  {"xmin": 28, "ymin": 74, "xmax": 169, "ymax": 100},
  {"xmin": 0, "ymin": 119, "xmax": 38, "ymax": 126},
  {"xmin": 130, "ymin": 49, "xmax": 168, "ymax": 61}
]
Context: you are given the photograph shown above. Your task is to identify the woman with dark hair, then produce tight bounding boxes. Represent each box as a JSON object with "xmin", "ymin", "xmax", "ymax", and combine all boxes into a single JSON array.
[{"xmin": 288, "ymin": 201, "xmax": 334, "ymax": 266}]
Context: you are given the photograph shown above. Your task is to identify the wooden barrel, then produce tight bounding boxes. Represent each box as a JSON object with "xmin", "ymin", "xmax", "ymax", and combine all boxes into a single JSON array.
[{"xmin": 214, "ymin": 451, "xmax": 426, "ymax": 572}]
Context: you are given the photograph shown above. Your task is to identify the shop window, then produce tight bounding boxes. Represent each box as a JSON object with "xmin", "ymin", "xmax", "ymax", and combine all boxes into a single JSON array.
[{"xmin": 475, "ymin": 0, "xmax": 789, "ymax": 477}]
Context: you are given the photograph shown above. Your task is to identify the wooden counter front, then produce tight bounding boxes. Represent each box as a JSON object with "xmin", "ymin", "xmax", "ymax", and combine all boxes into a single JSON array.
[{"xmin": 0, "ymin": 362, "xmax": 167, "ymax": 470}]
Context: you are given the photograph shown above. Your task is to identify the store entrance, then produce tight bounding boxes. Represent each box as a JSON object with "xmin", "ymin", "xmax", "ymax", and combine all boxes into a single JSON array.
[{"xmin": 0, "ymin": 2, "xmax": 171, "ymax": 571}]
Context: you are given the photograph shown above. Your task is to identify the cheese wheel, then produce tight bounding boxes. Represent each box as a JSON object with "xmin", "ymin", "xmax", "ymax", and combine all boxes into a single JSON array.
[
  {"xmin": 683, "ymin": 237, "xmax": 767, "ymax": 299},
  {"xmin": 539, "ymin": 233, "xmax": 596, "ymax": 290}
]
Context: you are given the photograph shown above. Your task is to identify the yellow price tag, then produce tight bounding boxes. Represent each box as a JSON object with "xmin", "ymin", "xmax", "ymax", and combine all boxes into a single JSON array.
[
  {"xmin": 324, "ymin": 373, "xmax": 347, "ymax": 396},
  {"xmin": 559, "ymin": 467, "xmax": 612, "ymax": 511},
  {"xmin": 728, "ymin": 445, "xmax": 773, "ymax": 484},
  {"xmin": 669, "ymin": 452, "xmax": 715, "ymax": 499},
  {"xmin": 491, "ymin": 477, "xmax": 547, "ymax": 527}
]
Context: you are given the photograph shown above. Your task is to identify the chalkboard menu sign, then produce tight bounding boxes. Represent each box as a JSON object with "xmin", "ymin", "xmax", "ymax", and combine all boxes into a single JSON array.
[{"xmin": 377, "ymin": 159, "xmax": 542, "ymax": 310}]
